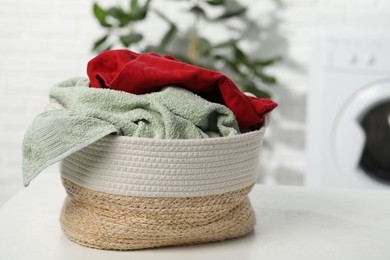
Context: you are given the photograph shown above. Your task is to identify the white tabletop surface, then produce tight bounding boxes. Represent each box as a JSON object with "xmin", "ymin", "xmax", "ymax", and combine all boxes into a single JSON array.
[{"xmin": 1, "ymin": 169, "xmax": 390, "ymax": 260}]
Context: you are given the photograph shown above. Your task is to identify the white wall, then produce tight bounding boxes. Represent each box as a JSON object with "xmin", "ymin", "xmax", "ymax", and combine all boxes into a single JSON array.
[{"xmin": 0, "ymin": 0, "xmax": 389, "ymax": 203}]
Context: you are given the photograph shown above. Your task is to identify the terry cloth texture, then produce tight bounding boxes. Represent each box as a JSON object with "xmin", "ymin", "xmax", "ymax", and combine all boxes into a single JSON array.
[
  {"xmin": 22, "ymin": 77, "xmax": 240, "ymax": 186},
  {"xmin": 60, "ymin": 127, "xmax": 265, "ymax": 197},
  {"xmin": 87, "ymin": 49, "xmax": 278, "ymax": 129},
  {"xmin": 60, "ymin": 177, "xmax": 256, "ymax": 250}
]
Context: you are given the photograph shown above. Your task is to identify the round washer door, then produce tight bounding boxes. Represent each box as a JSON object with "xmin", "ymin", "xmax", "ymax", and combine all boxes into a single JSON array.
[{"xmin": 332, "ymin": 80, "xmax": 390, "ymax": 185}]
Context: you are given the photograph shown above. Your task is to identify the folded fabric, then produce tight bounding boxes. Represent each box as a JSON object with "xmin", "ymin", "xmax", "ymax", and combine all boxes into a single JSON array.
[
  {"xmin": 22, "ymin": 77, "xmax": 240, "ymax": 186},
  {"xmin": 87, "ymin": 49, "xmax": 277, "ymax": 129}
]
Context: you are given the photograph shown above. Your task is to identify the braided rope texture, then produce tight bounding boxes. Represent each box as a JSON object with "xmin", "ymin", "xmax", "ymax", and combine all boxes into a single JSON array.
[
  {"xmin": 60, "ymin": 177, "xmax": 256, "ymax": 250},
  {"xmin": 60, "ymin": 128, "xmax": 265, "ymax": 198}
]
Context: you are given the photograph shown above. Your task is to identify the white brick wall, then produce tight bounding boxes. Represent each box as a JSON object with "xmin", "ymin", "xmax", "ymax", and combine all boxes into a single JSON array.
[
  {"xmin": 0, "ymin": 0, "xmax": 100, "ymax": 205},
  {"xmin": 0, "ymin": 0, "xmax": 388, "ymax": 203}
]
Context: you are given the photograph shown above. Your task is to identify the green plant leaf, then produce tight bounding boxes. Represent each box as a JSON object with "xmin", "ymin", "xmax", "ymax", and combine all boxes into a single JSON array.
[
  {"xmin": 103, "ymin": 45, "xmax": 113, "ymax": 52},
  {"xmin": 130, "ymin": 0, "xmax": 151, "ymax": 20},
  {"xmin": 211, "ymin": 7, "xmax": 247, "ymax": 20},
  {"xmin": 214, "ymin": 55, "xmax": 245, "ymax": 77},
  {"xmin": 212, "ymin": 39, "xmax": 238, "ymax": 49},
  {"xmin": 170, "ymin": 53, "xmax": 216, "ymax": 70},
  {"xmin": 172, "ymin": 53, "xmax": 194, "ymax": 64},
  {"xmin": 92, "ymin": 34, "xmax": 109, "ymax": 51},
  {"xmin": 159, "ymin": 24, "xmax": 177, "ymax": 49},
  {"xmin": 205, "ymin": 0, "xmax": 225, "ymax": 6},
  {"xmin": 120, "ymin": 33, "xmax": 143, "ymax": 47},
  {"xmin": 190, "ymin": 5, "xmax": 206, "ymax": 18},
  {"xmin": 108, "ymin": 7, "xmax": 130, "ymax": 26},
  {"xmin": 93, "ymin": 3, "xmax": 112, "ymax": 27},
  {"xmin": 241, "ymin": 82, "xmax": 271, "ymax": 98},
  {"xmin": 233, "ymin": 45, "xmax": 250, "ymax": 66},
  {"xmin": 93, "ymin": 3, "xmax": 107, "ymax": 21},
  {"xmin": 198, "ymin": 37, "xmax": 212, "ymax": 55},
  {"xmin": 253, "ymin": 56, "xmax": 282, "ymax": 67},
  {"xmin": 154, "ymin": 9, "xmax": 174, "ymax": 24},
  {"xmin": 143, "ymin": 44, "xmax": 166, "ymax": 53},
  {"xmin": 130, "ymin": 0, "xmax": 138, "ymax": 11},
  {"xmin": 253, "ymin": 70, "xmax": 277, "ymax": 85},
  {"xmin": 107, "ymin": 7, "xmax": 124, "ymax": 19}
]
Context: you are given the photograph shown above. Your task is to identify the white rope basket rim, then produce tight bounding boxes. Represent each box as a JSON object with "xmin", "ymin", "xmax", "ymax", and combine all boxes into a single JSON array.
[{"xmin": 60, "ymin": 118, "xmax": 268, "ymax": 198}]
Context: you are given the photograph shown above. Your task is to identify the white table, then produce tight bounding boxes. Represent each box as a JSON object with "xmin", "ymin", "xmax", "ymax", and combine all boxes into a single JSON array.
[{"xmin": 1, "ymin": 169, "xmax": 390, "ymax": 260}]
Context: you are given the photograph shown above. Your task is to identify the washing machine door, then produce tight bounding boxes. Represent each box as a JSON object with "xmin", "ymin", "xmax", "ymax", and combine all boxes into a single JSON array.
[{"xmin": 332, "ymin": 80, "xmax": 390, "ymax": 185}]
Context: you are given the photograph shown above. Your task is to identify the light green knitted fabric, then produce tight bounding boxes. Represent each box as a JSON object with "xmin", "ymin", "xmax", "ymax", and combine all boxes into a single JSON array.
[{"xmin": 22, "ymin": 77, "xmax": 240, "ymax": 186}]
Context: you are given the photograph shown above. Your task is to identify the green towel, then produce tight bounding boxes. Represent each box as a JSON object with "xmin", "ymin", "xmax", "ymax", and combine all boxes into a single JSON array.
[{"xmin": 22, "ymin": 77, "xmax": 240, "ymax": 186}]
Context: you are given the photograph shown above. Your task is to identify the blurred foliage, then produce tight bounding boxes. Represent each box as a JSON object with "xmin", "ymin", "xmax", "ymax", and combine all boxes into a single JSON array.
[{"xmin": 92, "ymin": 0, "xmax": 280, "ymax": 98}]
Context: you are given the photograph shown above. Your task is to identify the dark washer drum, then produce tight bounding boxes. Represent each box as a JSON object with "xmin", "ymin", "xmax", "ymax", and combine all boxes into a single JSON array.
[{"xmin": 359, "ymin": 100, "xmax": 390, "ymax": 183}]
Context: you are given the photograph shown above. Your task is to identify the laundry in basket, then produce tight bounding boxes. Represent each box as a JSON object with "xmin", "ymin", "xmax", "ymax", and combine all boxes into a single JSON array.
[{"xmin": 22, "ymin": 50, "xmax": 276, "ymax": 250}]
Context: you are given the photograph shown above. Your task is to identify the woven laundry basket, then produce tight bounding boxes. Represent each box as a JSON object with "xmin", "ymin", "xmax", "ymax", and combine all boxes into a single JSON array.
[{"xmin": 59, "ymin": 126, "xmax": 266, "ymax": 250}]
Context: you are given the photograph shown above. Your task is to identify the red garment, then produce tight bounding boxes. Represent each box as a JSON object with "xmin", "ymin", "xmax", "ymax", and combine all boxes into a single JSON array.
[{"xmin": 87, "ymin": 49, "xmax": 277, "ymax": 129}]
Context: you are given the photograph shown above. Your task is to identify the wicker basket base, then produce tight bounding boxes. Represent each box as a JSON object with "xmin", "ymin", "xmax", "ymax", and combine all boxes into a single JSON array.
[{"xmin": 60, "ymin": 177, "xmax": 256, "ymax": 250}]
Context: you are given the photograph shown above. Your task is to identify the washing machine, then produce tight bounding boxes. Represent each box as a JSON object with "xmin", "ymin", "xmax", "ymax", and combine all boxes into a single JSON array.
[{"xmin": 306, "ymin": 18, "xmax": 390, "ymax": 189}]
